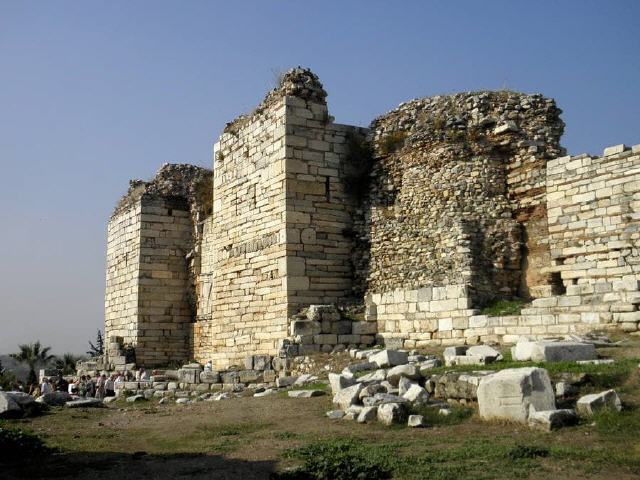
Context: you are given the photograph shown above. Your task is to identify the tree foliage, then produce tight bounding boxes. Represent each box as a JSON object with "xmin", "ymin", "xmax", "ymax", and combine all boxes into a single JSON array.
[
  {"xmin": 10, "ymin": 341, "xmax": 55, "ymax": 386},
  {"xmin": 54, "ymin": 353, "xmax": 82, "ymax": 375},
  {"xmin": 87, "ymin": 330, "xmax": 104, "ymax": 357}
]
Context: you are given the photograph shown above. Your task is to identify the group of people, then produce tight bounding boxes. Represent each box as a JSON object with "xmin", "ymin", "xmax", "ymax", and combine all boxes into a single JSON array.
[{"xmin": 9, "ymin": 368, "xmax": 150, "ymax": 400}]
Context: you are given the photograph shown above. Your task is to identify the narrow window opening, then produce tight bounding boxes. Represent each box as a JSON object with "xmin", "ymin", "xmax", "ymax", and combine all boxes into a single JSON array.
[{"xmin": 325, "ymin": 176, "xmax": 331, "ymax": 201}]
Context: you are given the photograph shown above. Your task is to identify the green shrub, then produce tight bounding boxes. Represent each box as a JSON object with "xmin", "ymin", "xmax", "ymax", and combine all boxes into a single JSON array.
[
  {"xmin": 378, "ymin": 131, "xmax": 407, "ymax": 155},
  {"xmin": 480, "ymin": 298, "xmax": 526, "ymax": 316},
  {"xmin": 0, "ymin": 426, "xmax": 50, "ymax": 463},
  {"xmin": 278, "ymin": 439, "xmax": 392, "ymax": 479}
]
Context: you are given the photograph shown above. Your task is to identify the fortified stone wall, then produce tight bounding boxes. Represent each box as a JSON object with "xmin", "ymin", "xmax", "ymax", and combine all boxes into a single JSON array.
[
  {"xmin": 105, "ymin": 67, "xmax": 639, "ymax": 367},
  {"xmin": 194, "ymin": 69, "xmax": 364, "ymax": 368},
  {"xmin": 360, "ymin": 92, "xmax": 564, "ymax": 345},
  {"xmin": 105, "ymin": 164, "xmax": 212, "ymax": 367}
]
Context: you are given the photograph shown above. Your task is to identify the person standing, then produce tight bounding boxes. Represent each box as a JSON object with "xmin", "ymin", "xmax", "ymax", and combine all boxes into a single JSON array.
[
  {"xmin": 40, "ymin": 378, "xmax": 52, "ymax": 395},
  {"xmin": 105, "ymin": 374, "xmax": 115, "ymax": 397}
]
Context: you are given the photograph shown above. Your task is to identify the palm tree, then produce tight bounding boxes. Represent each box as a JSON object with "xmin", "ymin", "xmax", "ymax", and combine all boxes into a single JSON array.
[
  {"xmin": 10, "ymin": 341, "xmax": 55, "ymax": 386},
  {"xmin": 55, "ymin": 353, "xmax": 82, "ymax": 375}
]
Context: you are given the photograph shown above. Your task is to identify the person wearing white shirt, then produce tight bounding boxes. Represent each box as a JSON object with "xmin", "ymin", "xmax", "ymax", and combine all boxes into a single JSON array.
[{"xmin": 40, "ymin": 378, "xmax": 52, "ymax": 395}]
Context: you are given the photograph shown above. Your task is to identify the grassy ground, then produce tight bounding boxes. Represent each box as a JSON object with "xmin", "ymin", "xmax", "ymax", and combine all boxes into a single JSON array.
[{"xmin": 2, "ymin": 335, "xmax": 639, "ymax": 480}]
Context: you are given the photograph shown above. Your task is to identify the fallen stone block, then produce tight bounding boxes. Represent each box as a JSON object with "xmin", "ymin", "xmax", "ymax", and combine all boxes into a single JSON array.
[
  {"xmin": 326, "ymin": 409, "xmax": 345, "ymax": 419},
  {"xmin": 408, "ymin": 414, "xmax": 428, "ymax": 428},
  {"xmin": 342, "ymin": 361, "xmax": 377, "ymax": 376},
  {"xmin": 434, "ymin": 372, "xmax": 490, "ymax": 400},
  {"xmin": 533, "ymin": 342, "xmax": 597, "ymax": 362},
  {"xmin": 398, "ymin": 377, "xmax": 416, "ymax": 396},
  {"xmin": 466, "ymin": 345, "xmax": 503, "ymax": 361},
  {"xmin": 65, "ymin": 398, "xmax": 105, "ymax": 408},
  {"xmin": 402, "ymin": 384, "xmax": 429, "ymax": 404},
  {"xmin": 417, "ymin": 359, "xmax": 442, "ymax": 376},
  {"xmin": 276, "ymin": 376, "xmax": 298, "ymax": 388},
  {"xmin": 0, "ymin": 391, "xmax": 35, "ymax": 418},
  {"xmin": 333, "ymin": 383, "xmax": 363, "ymax": 410},
  {"xmin": 328, "ymin": 373, "xmax": 355, "ymax": 394},
  {"xmin": 445, "ymin": 355, "xmax": 489, "ymax": 367},
  {"xmin": 288, "ymin": 390, "xmax": 325, "ymax": 398},
  {"xmin": 359, "ymin": 369, "xmax": 387, "ymax": 383},
  {"xmin": 126, "ymin": 394, "xmax": 146, "ymax": 403},
  {"xmin": 359, "ymin": 383, "xmax": 387, "ymax": 400},
  {"xmin": 443, "ymin": 346, "xmax": 468, "ymax": 360},
  {"xmin": 528, "ymin": 409, "xmax": 578, "ymax": 431},
  {"xmin": 512, "ymin": 338, "xmax": 597, "ymax": 363},
  {"xmin": 554, "ymin": 381, "xmax": 577, "ymax": 397},
  {"xmin": 576, "ymin": 359, "xmax": 614, "ymax": 365},
  {"xmin": 477, "ymin": 367, "xmax": 555, "ymax": 423},
  {"xmin": 362, "ymin": 393, "xmax": 409, "ymax": 407},
  {"xmin": 377, "ymin": 402, "xmax": 408, "ymax": 426},
  {"xmin": 370, "ymin": 349, "xmax": 408, "ymax": 368},
  {"xmin": 357, "ymin": 405, "xmax": 378, "ymax": 423},
  {"xmin": 36, "ymin": 391, "xmax": 72, "ymax": 406},
  {"xmin": 291, "ymin": 319, "xmax": 322, "ymax": 336},
  {"xmin": 253, "ymin": 389, "xmax": 276, "ymax": 398},
  {"xmin": 576, "ymin": 390, "xmax": 622, "ymax": 416},
  {"xmin": 386, "ymin": 364, "xmax": 420, "ymax": 386}
]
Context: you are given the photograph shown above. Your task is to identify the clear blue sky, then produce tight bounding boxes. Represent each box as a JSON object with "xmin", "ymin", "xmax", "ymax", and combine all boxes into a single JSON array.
[{"xmin": 0, "ymin": 1, "xmax": 638, "ymax": 355}]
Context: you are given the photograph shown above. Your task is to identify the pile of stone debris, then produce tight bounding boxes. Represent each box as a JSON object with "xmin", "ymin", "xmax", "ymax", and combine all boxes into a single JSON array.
[{"xmin": 322, "ymin": 335, "xmax": 623, "ymax": 430}]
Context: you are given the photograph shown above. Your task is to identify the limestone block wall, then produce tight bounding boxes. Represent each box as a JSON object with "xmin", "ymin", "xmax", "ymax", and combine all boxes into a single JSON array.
[
  {"xmin": 105, "ymin": 202, "xmax": 142, "ymax": 346},
  {"xmin": 520, "ymin": 144, "xmax": 640, "ymax": 333},
  {"xmin": 105, "ymin": 164, "xmax": 211, "ymax": 367},
  {"xmin": 283, "ymin": 94, "xmax": 366, "ymax": 308},
  {"xmin": 367, "ymin": 285, "xmax": 475, "ymax": 348},
  {"xmin": 194, "ymin": 68, "xmax": 364, "ymax": 368},
  {"xmin": 135, "ymin": 195, "xmax": 193, "ymax": 365}
]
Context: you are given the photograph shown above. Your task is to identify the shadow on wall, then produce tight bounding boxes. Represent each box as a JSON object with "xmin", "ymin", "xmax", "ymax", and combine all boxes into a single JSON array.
[{"xmin": 2, "ymin": 451, "xmax": 277, "ymax": 480}]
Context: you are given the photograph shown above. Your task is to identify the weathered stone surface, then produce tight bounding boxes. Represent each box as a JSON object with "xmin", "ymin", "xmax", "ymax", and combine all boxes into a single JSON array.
[
  {"xmin": 36, "ymin": 391, "xmax": 72, "ymax": 406},
  {"xmin": 370, "ymin": 350, "xmax": 408, "ymax": 368},
  {"xmin": 126, "ymin": 394, "xmax": 146, "ymax": 403},
  {"xmin": 408, "ymin": 414, "xmax": 428, "ymax": 428},
  {"xmin": 402, "ymin": 384, "xmax": 429, "ymax": 404},
  {"xmin": 288, "ymin": 390, "xmax": 325, "ymax": 398},
  {"xmin": 377, "ymin": 402, "xmax": 409, "ymax": 425},
  {"xmin": 513, "ymin": 339, "xmax": 597, "ymax": 363},
  {"xmin": 329, "ymin": 373, "xmax": 356, "ymax": 395},
  {"xmin": 362, "ymin": 393, "xmax": 409, "ymax": 407},
  {"xmin": 357, "ymin": 405, "xmax": 378, "ymax": 423},
  {"xmin": 466, "ymin": 345, "xmax": 502, "ymax": 361},
  {"xmin": 386, "ymin": 364, "xmax": 420, "ymax": 386},
  {"xmin": 276, "ymin": 376, "xmax": 298, "ymax": 388},
  {"xmin": 65, "ymin": 398, "xmax": 105, "ymax": 409},
  {"xmin": 358, "ymin": 369, "xmax": 387, "ymax": 383},
  {"xmin": 326, "ymin": 409, "xmax": 345, "ymax": 419},
  {"xmin": 528, "ymin": 409, "xmax": 578, "ymax": 431},
  {"xmin": 576, "ymin": 390, "xmax": 622, "ymax": 416},
  {"xmin": 398, "ymin": 377, "xmax": 416, "ymax": 396},
  {"xmin": 477, "ymin": 367, "xmax": 555, "ymax": 423},
  {"xmin": 200, "ymin": 371, "xmax": 220, "ymax": 384},
  {"xmin": 0, "ymin": 392, "xmax": 30, "ymax": 418},
  {"xmin": 434, "ymin": 372, "xmax": 489, "ymax": 400},
  {"xmin": 332, "ymin": 383, "xmax": 363, "ymax": 410},
  {"xmin": 359, "ymin": 383, "xmax": 387, "ymax": 400}
]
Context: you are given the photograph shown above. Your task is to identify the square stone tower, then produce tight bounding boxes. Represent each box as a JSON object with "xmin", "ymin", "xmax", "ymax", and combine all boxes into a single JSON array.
[{"xmin": 194, "ymin": 68, "xmax": 366, "ymax": 368}]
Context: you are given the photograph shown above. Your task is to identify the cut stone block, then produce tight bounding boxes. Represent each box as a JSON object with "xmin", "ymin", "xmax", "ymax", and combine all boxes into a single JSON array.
[
  {"xmin": 576, "ymin": 390, "xmax": 622, "ymax": 416},
  {"xmin": 357, "ymin": 405, "xmax": 378, "ymax": 423},
  {"xmin": 332, "ymin": 383, "xmax": 363, "ymax": 410},
  {"xmin": 408, "ymin": 414, "xmax": 428, "ymax": 428},
  {"xmin": 386, "ymin": 364, "xmax": 420, "ymax": 386},
  {"xmin": 328, "ymin": 373, "xmax": 356, "ymax": 395},
  {"xmin": 477, "ymin": 367, "xmax": 555, "ymax": 423},
  {"xmin": 528, "ymin": 409, "xmax": 578, "ymax": 431},
  {"xmin": 377, "ymin": 402, "xmax": 409, "ymax": 425},
  {"xmin": 370, "ymin": 349, "xmax": 408, "ymax": 368}
]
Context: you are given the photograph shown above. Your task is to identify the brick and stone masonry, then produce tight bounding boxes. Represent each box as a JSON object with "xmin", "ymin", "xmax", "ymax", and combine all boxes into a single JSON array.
[{"xmin": 104, "ymin": 67, "xmax": 640, "ymax": 367}]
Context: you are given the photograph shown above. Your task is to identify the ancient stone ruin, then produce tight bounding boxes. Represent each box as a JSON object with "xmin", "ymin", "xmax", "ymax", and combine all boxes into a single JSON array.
[{"xmin": 103, "ymin": 67, "xmax": 640, "ymax": 369}]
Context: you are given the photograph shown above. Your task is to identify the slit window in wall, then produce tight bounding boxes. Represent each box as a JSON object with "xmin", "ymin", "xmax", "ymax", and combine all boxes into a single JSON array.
[
  {"xmin": 325, "ymin": 176, "xmax": 331, "ymax": 201},
  {"xmin": 167, "ymin": 208, "xmax": 173, "ymax": 216}
]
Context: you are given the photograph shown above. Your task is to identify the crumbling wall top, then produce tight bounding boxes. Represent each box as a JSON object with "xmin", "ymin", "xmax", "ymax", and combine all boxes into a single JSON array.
[
  {"xmin": 112, "ymin": 163, "xmax": 212, "ymax": 218},
  {"xmin": 223, "ymin": 67, "xmax": 326, "ymax": 135}
]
